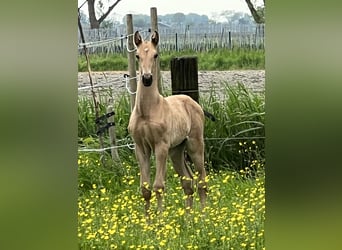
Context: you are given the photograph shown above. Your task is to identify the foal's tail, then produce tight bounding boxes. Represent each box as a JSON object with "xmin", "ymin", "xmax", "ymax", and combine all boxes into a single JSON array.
[{"xmin": 203, "ymin": 110, "xmax": 216, "ymax": 122}]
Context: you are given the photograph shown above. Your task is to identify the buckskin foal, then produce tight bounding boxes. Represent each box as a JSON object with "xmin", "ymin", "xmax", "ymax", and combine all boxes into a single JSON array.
[{"xmin": 128, "ymin": 30, "xmax": 209, "ymax": 215}]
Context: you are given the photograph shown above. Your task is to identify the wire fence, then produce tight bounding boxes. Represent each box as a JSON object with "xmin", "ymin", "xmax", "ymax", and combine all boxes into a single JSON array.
[
  {"xmin": 78, "ymin": 23, "xmax": 264, "ymax": 55},
  {"xmin": 78, "ymin": 136, "xmax": 266, "ymax": 153}
]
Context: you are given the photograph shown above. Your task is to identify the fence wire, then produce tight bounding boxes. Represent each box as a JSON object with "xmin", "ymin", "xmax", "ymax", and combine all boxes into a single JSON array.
[{"xmin": 78, "ymin": 24, "xmax": 265, "ymax": 54}]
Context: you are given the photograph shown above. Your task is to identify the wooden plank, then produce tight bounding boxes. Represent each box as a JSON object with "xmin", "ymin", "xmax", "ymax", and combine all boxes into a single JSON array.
[{"xmin": 170, "ymin": 56, "xmax": 199, "ymax": 103}]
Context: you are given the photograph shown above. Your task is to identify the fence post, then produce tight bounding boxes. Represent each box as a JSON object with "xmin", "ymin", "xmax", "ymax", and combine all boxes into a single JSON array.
[
  {"xmin": 228, "ymin": 31, "xmax": 232, "ymax": 49},
  {"xmin": 126, "ymin": 14, "xmax": 137, "ymax": 111},
  {"xmin": 120, "ymin": 34, "xmax": 124, "ymax": 54},
  {"xmin": 107, "ymin": 103, "xmax": 121, "ymax": 163},
  {"xmin": 170, "ymin": 56, "xmax": 199, "ymax": 103},
  {"xmin": 150, "ymin": 7, "xmax": 163, "ymax": 95},
  {"xmin": 220, "ymin": 27, "xmax": 224, "ymax": 48},
  {"xmin": 175, "ymin": 33, "xmax": 178, "ymax": 51}
]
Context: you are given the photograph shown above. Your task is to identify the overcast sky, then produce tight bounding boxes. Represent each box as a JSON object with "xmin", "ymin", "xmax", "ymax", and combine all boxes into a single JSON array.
[{"xmin": 78, "ymin": 0, "xmax": 261, "ymax": 20}]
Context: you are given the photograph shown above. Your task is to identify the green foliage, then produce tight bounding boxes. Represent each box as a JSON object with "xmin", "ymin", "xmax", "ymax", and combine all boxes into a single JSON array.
[
  {"xmin": 202, "ymin": 83, "xmax": 265, "ymax": 170},
  {"xmin": 78, "ymin": 93, "xmax": 134, "ymax": 194},
  {"xmin": 78, "ymin": 48, "xmax": 265, "ymax": 71},
  {"xmin": 78, "ymin": 93, "xmax": 131, "ymax": 138}
]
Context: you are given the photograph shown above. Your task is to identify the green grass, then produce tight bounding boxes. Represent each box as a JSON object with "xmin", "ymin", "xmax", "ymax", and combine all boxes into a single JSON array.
[
  {"xmin": 78, "ymin": 156, "xmax": 265, "ymax": 249},
  {"xmin": 78, "ymin": 48, "xmax": 265, "ymax": 71},
  {"xmin": 202, "ymin": 83, "xmax": 265, "ymax": 170}
]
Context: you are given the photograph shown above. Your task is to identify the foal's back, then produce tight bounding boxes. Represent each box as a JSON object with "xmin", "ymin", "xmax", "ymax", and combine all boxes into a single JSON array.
[{"xmin": 165, "ymin": 94, "xmax": 204, "ymax": 123}]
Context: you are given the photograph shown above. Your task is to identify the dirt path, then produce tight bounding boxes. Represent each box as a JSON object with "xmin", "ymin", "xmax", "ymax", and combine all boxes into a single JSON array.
[{"xmin": 78, "ymin": 70, "xmax": 265, "ymax": 96}]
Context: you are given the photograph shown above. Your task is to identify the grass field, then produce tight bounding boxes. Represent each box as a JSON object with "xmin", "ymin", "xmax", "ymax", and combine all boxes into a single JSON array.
[
  {"xmin": 78, "ymin": 48, "xmax": 265, "ymax": 72},
  {"xmin": 78, "ymin": 155, "xmax": 265, "ymax": 249},
  {"xmin": 78, "ymin": 83, "xmax": 265, "ymax": 249}
]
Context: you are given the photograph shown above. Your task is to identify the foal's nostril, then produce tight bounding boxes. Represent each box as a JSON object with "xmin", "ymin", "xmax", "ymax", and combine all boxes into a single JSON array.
[{"xmin": 142, "ymin": 74, "xmax": 153, "ymax": 86}]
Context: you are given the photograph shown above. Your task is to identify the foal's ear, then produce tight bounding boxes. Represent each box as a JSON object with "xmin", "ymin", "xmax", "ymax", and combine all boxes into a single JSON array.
[
  {"xmin": 151, "ymin": 31, "xmax": 159, "ymax": 46},
  {"xmin": 134, "ymin": 31, "xmax": 143, "ymax": 47}
]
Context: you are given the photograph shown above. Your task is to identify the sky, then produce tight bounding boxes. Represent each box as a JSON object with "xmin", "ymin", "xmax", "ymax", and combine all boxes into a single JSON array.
[{"xmin": 78, "ymin": 0, "xmax": 261, "ymax": 21}]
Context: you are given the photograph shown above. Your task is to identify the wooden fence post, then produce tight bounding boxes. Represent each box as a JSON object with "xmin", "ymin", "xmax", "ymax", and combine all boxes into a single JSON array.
[
  {"xmin": 107, "ymin": 103, "xmax": 121, "ymax": 163},
  {"xmin": 228, "ymin": 31, "xmax": 232, "ymax": 49},
  {"xmin": 170, "ymin": 56, "xmax": 199, "ymax": 103},
  {"xmin": 126, "ymin": 14, "xmax": 137, "ymax": 111},
  {"xmin": 120, "ymin": 34, "xmax": 124, "ymax": 54},
  {"xmin": 150, "ymin": 7, "xmax": 162, "ymax": 95},
  {"xmin": 175, "ymin": 33, "xmax": 178, "ymax": 51}
]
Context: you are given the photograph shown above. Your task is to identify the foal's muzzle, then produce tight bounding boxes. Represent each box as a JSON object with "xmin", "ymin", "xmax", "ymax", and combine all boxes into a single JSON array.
[{"xmin": 142, "ymin": 74, "xmax": 153, "ymax": 87}]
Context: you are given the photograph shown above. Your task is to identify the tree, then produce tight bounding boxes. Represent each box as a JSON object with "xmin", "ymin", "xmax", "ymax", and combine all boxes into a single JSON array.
[
  {"xmin": 172, "ymin": 12, "xmax": 186, "ymax": 25},
  {"xmin": 245, "ymin": 0, "xmax": 265, "ymax": 24},
  {"xmin": 87, "ymin": 0, "xmax": 122, "ymax": 29}
]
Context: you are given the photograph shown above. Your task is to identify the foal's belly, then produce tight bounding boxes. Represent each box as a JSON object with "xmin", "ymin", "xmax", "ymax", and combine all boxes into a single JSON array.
[{"xmin": 131, "ymin": 118, "xmax": 189, "ymax": 150}]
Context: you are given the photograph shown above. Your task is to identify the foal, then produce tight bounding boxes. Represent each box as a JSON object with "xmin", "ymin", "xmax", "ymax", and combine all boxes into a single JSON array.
[{"xmin": 128, "ymin": 30, "xmax": 208, "ymax": 214}]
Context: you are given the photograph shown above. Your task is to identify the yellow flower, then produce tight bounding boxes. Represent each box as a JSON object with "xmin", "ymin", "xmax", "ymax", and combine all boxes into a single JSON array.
[
  {"xmin": 178, "ymin": 208, "xmax": 185, "ymax": 216},
  {"xmin": 160, "ymin": 240, "xmax": 166, "ymax": 246}
]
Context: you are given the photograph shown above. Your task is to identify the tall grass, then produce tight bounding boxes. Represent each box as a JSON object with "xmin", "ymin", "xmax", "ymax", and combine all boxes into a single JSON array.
[
  {"xmin": 202, "ymin": 83, "xmax": 265, "ymax": 170},
  {"xmin": 78, "ymin": 48, "xmax": 265, "ymax": 71}
]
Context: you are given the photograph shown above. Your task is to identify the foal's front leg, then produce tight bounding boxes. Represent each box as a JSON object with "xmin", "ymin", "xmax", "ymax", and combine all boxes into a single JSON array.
[
  {"xmin": 135, "ymin": 145, "xmax": 151, "ymax": 215},
  {"xmin": 154, "ymin": 143, "xmax": 168, "ymax": 212}
]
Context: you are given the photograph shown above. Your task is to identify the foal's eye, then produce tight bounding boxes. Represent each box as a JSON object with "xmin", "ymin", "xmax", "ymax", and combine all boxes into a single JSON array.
[
  {"xmin": 154, "ymin": 53, "xmax": 158, "ymax": 59},
  {"xmin": 136, "ymin": 55, "xmax": 140, "ymax": 59}
]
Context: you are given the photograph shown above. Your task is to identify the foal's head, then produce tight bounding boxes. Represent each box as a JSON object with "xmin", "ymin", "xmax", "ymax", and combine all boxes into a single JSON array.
[{"xmin": 134, "ymin": 31, "xmax": 159, "ymax": 87}]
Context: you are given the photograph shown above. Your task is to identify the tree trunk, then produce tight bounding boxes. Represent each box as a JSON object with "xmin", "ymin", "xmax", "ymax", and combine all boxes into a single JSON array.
[
  {"xmin": 88, "ymin": 0, "xmax": 100, "ymax": 29},
  {"xmin": 87, "ymin": 0, "xmax": 122, "ymax": 29},
  {"xmin": 245, "ymin": 0, "xmax": 264, "ymax": 24}
]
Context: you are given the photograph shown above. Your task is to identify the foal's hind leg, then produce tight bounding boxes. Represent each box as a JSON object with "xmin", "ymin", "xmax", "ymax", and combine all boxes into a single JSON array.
[
  {"xmin": 186, "ymin": 137, "xmax": 207, "ymax": 210},
  {"xmin": 169, "ymin": 142, "xmax": 194, "ymax": 209}
]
